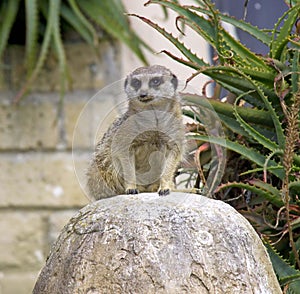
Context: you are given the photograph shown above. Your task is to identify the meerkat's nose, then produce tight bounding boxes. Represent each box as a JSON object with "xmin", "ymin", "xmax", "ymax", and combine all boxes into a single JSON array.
[{"xmin": 139, "ymin": 91, "xmax": 147, "ymax": 98}]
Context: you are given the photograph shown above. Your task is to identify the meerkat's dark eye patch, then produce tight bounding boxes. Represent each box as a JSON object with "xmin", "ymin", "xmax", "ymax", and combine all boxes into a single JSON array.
[
  {"xmin": 171, "ymin": 74, "xmax": 178, "ymax": 90},
  {"xmin": 149, "ymin": 76, "xmax": 163, "ymax": 88},
  {"xmin": 131, "ymin": 78, "xmax": 141, "ymax": 90}
]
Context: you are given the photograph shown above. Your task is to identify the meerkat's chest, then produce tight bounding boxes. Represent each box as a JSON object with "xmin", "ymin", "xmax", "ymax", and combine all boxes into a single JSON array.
[
  {"xmin": 132, "ymin": 130, "xmax": 171, "ymax": 150},
  {"xmin": 132, "ymin": 131, "xmax": 169, "ymax": 170}
]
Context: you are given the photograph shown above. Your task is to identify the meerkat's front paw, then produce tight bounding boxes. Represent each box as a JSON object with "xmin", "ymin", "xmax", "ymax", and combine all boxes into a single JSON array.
[
  {"xmin": 126, "ymin": 188, "xmax": 139, "ymax": 195},
  {"xmin": 158, "ymin": 188, "xmax": 170, "ymax": 196}
]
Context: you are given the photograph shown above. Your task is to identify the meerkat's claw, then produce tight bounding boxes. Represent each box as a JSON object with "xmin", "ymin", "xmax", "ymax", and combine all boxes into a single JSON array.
[
  {"xmin": 192, "ymin": 188, "xmax": 202, "ymax": 194},
  {"xmin": 126, "ymin": 188, "xmax": 139, "ymax": 195},
  {"xmin": 158, "ymin": 189, "xmax": 170, "ymax": 196}
]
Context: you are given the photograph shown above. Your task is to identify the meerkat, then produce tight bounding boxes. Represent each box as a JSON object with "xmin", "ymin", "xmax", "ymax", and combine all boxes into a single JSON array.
[{"xmin": 86, "ymin": 65, "xmax": 185, "ymax": 200}]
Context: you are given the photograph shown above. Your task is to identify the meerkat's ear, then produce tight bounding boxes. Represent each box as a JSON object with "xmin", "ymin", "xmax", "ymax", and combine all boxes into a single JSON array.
[
  {"xmin": 171, "ymin": 74, "xmax": 178, "ymax": 90},
  {"xmin": 124, "ymin": 77, "xmax": 128, "ymax": 89}
]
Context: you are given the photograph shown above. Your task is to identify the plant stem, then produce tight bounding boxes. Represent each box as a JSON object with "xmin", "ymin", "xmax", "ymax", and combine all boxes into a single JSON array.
[{"xmin": 283, "ymin": 87, "xmax": 300, "ymax": 268}]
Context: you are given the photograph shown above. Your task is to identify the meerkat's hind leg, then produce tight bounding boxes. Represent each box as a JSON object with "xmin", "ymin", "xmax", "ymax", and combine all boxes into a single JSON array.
[
  {"xmin": 119, "ymin": 152, "xmax": 139, "ymax": 195},
  {"xmin": 158, "ymin": 149, "xmax": 179, "ymax": 197}
]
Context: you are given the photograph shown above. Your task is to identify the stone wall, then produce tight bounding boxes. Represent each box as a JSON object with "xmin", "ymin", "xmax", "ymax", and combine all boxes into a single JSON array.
[
  {"xmin": 0, "ymin": 4, "xmax": 211, "ymax": 291},
  {"xmin": 0, "ymin": 41, "xmax": 121, "ymax": 293}
]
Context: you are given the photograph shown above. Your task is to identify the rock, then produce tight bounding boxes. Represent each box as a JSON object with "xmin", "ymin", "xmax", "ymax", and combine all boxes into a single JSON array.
[{"xmin": 33, "ymin": 193, "xmax": 281, "ymax": 294}]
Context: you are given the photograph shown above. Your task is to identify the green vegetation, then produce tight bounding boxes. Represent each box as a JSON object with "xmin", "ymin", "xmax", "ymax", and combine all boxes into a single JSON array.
[
  {"xmin": 133, "ymin": 1, "xmax": 300, "ymax": 291},
  {"xmin": 0, "ymin": 0, "xmax": 149, "ymax": 102}
]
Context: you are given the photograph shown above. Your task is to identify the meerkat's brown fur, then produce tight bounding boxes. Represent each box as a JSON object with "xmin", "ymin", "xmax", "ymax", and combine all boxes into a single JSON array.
[{"xmin": 86, "ymin": 65, "xmax": 185, "ymax": 200}]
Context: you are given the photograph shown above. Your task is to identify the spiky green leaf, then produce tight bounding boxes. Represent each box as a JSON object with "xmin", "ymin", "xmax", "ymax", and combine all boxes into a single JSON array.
[
  {"xmin": 130, "ymin": 13, "xmax": 209, "ymax": 67},
  {"xmin": 222, "ymin": 67, "xmax": 286, "ymax": 149},
  {"xmin": 264, "ymin": 240, "xmax": 300, "ymax": 292},
  {"xmin": 217, "ymin": 180, "xmax": 283, "ymax": 207},
  {"xmin": 148, "ymin": 0, "xmax": 270, "ymax": 69},
  {"xmin": 291, "ymin": 49, "xmax": 299, "ymax": 94},
  {"xmin": 270, "ymin": 4, "xmax": 300, "ymax": 60},
  {"xmin": 188, "ymin": 5, "xmax": 271, "ymax": 45},
  {"xmin": 188, "ymin": 134, "xmax": 285, "ymax": 179},
  {"xmin": 233, "ymin": 91, "xmax": 280, "ymax": 151},
  {"xmin": 182, "ymin": 93, "xmax": 274, "ymax": 127}
]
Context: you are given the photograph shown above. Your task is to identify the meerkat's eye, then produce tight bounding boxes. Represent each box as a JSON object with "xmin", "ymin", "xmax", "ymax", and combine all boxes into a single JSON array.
[
  {"xmin": 130, "ymin": 78, "xmax": 141, "ymax": 90},
  {"xmin": 149, "ymin": 77, "xmax": 163, "ymax": 88}
]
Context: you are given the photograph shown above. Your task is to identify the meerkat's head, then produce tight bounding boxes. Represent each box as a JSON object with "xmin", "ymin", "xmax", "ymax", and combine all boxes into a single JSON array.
[{"xmin": 124, "ymin": 65, "xmax": 178, "ymax": 106}]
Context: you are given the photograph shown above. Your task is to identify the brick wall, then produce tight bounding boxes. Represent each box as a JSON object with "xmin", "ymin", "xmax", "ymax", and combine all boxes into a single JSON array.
[{"xmin": 0, "ymin": 42, "xmax": 121, "ymax": 293}]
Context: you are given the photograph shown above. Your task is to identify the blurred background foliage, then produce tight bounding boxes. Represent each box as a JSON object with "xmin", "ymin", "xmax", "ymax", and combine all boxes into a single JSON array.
[{"xmin": 0, "ymin": 0, "xmax": 150, "ymax": 102}]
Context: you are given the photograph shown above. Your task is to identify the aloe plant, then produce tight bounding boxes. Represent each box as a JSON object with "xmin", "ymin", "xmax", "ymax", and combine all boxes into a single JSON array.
[
  {"xmin": 0, "ymin": 0, "xmax": 149, "ymax": 102},
  {"xmin": 264, "ymin": 240, "xmax": 300, "ymax": 293},
  {"xmin": 133, "ymin": 0, "xmax": 300, "ymax": 290}
]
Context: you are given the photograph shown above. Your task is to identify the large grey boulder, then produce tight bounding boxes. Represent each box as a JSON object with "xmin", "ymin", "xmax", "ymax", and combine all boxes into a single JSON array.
[{"xmin": 33, "ymin": 193, "xmax": 281, "ymax": 293}]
